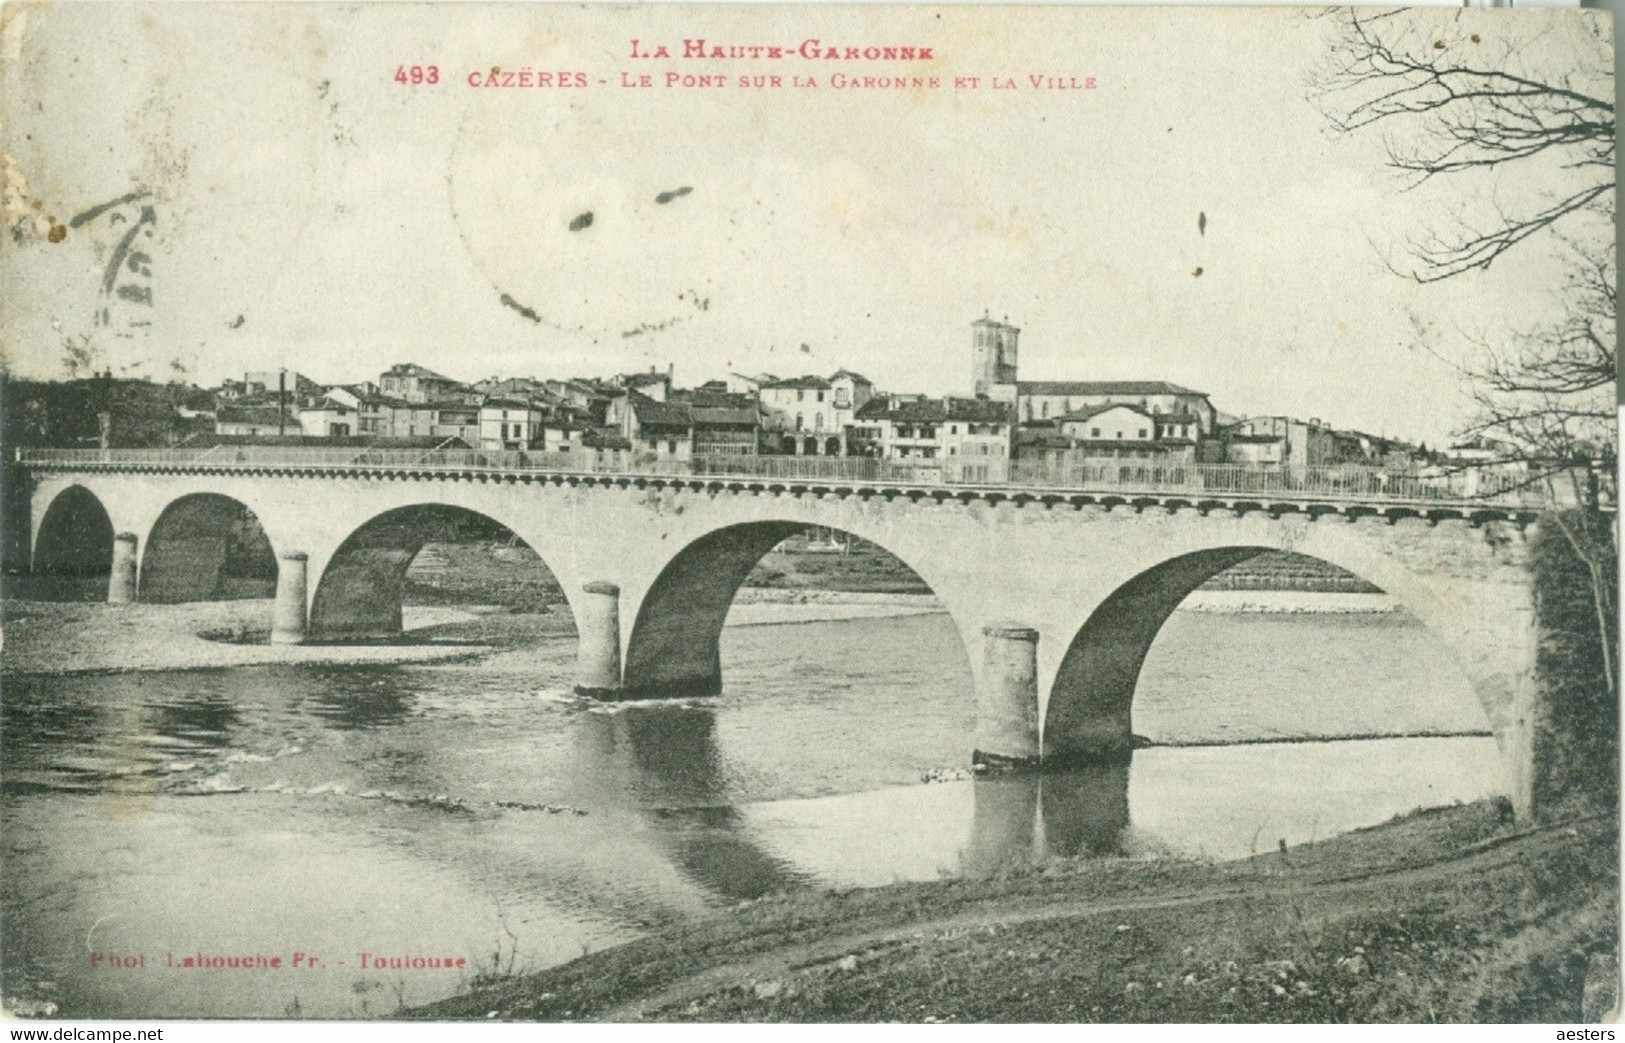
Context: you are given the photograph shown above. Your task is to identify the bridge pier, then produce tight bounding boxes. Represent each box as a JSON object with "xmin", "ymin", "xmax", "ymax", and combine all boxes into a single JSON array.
[
  {"xmin": 108, "ymin": 532, "xmax": 138, "ymax": 604},
  {"xmin": 575, "ymin": 581, "xmax": 623, "ymax": 697},
  {"xmin": 271, "ymin": 552, "xmax": 309, "ymax": 645},
  {"xmin": 973, "ymin": 623, "xmax": 1042, "ymax": 771}
]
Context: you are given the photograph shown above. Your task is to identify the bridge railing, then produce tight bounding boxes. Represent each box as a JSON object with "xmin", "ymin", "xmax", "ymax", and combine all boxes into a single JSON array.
[{"xmin": 13, "ymin": 446, "xmax": 1555, "ymax": 507}]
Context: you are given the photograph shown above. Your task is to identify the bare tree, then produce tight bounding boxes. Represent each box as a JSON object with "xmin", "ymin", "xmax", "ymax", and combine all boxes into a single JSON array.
[
  {"xmin": 1311, "ymin": 8, "xmax": 1614, "ymax": 282},
  {"xmin": 1460, "ymin": 237, "xmax": 1618, "ymax": 693},
  {"xmin": 1311, "ymin": 8, "xmax": 1617, "ymax": 696}
]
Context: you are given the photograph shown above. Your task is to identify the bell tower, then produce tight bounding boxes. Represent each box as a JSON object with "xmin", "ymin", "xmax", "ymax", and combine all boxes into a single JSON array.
[{"xmin": 971, "ymin": 314, "xmax": 1020, "ymax": 397}]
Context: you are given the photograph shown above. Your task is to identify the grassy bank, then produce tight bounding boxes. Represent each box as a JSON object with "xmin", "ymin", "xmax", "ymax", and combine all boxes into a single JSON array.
[{"xmin": 405, "ymin": 800, "xmax": 1617, "ymax": 1022}]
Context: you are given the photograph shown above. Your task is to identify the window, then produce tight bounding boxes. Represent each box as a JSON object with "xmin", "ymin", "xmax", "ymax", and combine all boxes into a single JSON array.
[
  {"xmin": 1139, "ymin": 429, "xmax": 1148, "ymax": 438},
  {"xmin": 1092, "ymin": 427, "xmax": 1101, "ymax": 438},
  {"xmin": 667, "ymin": 439, "xmax": 677, "ymax": 454},
  {"xmin": 1041, "ymin": 401, "xmax": 1049, "ymax": 419},
  {"xmin": 815, "ymin": 414, "xmax": 823, "ymax": 431},
  {"xmin": 797, "ymin": 390, "xmax": 805, "ymax": 402},
  {"xmin": 816, "ymin": 391, "xmax": 824, "ymax": 402},
  {"xmin": 949, "ymin": 424, "xmax": 958, "ymax": 434},
  {"xmin": 1116, "ymin": 431, "xmax": 1124, "ymax": 439},
  {"xmin": 795, "ymin": 413, "xmax": 804, "ymax": 430}
]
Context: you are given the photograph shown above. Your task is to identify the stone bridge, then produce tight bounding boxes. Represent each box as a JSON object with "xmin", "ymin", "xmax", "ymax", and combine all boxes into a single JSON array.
[{"xmin": 17, "ymin": 452, "xmax": 1542, "ymax": 815}]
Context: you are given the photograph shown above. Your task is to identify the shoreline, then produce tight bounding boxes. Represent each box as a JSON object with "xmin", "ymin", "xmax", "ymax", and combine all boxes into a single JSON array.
[
  {"xmin": 1, "ymin": 588, "xmax": 1402, "ymax": 677},
  {"xmin": 398, "ymin": 800, "xmax": 1616, "ymax": 1022}
]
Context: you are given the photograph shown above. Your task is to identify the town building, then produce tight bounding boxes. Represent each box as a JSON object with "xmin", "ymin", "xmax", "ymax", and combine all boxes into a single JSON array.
[
  {"xmin": 613, "ymin": 368, "xmax": 674, "ymax": 401},
  {"xmin": 379, "ymin": 363, "xmax": 468, "ymax": 403},
  {"xmin": 242, "ymin": 369, "xmax": 314, "ymax": 398},
  {"xmin": 726, "ymin": 372, "xmax": 778, "ymax": 395},
  {"xmin": 1222, "ymin": 415, "xmax": 1349, "ymax": 469},
  {"xmin": 624, "ymin": 392, "xmax": 693, "ymax": 459},
  {"xmin": 969, "ymin": 316, "xmax": 1218, "ymax": 433},
  {"xmin": 612, "ymin": 388, "xmax": 764, "ymax": 460},
  {"xmin": 685, "ymin": 390, "xmax": 762, "ymax": 457},
  {"xmin": 1221, "ymin": 415, "xmax": 1420, "ymax": 470},
  {"xmin": 1012, "ymin": 402, "xmax": 1200, "ymax": 471},
  {"xmin": 756, "ymin": 371, "xmax": 874, "ymax": 455},
  {"xmin": 850, "ymin": 395, "xmax": 1015, "ymax": 481},
  {"xmin": 544, "ymin": 379, "xmax": 616, "ymax": 423},
  {"xmin": 297, "ymin": 398, "xmax": 358, "ymax": 438},
  {"xmin": 759, "ymin": 375, "xmax": 841, "ymax": 454},
  {"xmin": 431, "ymin": 399, "xmax": 481, "ymax": 445},
  {"xmin": 215, "ymin": 405, "xmax": 289, "ymax": 437},
  {"xmin": 478, "ymin": 398, "xmax": 544, "ymax": 451}
]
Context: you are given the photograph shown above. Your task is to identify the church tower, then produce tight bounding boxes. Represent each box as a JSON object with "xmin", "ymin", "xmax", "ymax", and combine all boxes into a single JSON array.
[{"xmin": 971, "ymin": 315, "xmax": 1020, "ymax": 397}]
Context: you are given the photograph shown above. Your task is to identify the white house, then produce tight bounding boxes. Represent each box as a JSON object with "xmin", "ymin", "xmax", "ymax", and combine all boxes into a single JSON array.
[{"xmin": 478, "ymin": 398, "xmax": 543, "ymax": 451}]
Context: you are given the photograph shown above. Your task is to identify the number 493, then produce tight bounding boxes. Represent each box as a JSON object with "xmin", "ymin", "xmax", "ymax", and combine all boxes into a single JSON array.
[{"xmin": 394, "ymin": 65, "xmax": 440, "ymax": 85}]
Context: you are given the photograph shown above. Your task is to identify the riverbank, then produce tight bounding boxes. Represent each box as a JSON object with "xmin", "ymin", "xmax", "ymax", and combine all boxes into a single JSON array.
[
  {"xmin": 0, "ymin": 586, "xmax": 1409, "ymax": 677},
  {"xmin": 405, "ymin": 799, "xmax": 1618, "ymax": 1022},
  {"xmin": 1178, "ymin": 591, "xmax": 1397, "ymax": 614}
]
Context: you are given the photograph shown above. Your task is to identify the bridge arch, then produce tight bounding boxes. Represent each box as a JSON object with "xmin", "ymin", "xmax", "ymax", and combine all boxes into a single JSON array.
[
  {"xmin": 621, "ymin": 521, "xmax": 969, "ymax": 699},
  {"xmin": 30, "ymin": 485, "xmax": 115, "ymax": 598},
  {"xmin": 308, "ymin": 503, "xmax": 576, "ymax": 641},
  {"xmin": 1041, "ymin": 543, "xmax": 1506, "ymax": 779},
  {"xmin": 139, "ymin": 493, "xmax": 278, "ymax": 604}
]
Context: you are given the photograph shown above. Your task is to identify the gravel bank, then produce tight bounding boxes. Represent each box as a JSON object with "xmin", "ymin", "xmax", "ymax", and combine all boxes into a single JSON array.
[{"xmin": 1, "ymin": 600, "xmax": 491, "ymax": 675}]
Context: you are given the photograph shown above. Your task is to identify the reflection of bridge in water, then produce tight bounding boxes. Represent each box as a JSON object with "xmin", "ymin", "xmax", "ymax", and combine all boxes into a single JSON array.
[
  {"xmin": 570, "ymin": 706, "xmax": 1132, "ymax": 898},
  {"xmin": 17, "ymin": 447, "xmax": 1546, "ymax": 817}
]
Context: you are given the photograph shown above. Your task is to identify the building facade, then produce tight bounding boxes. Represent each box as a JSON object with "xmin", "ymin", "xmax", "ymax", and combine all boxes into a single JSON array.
[{"xmin": 478, "ymin": 398, "xmax": 544, "ymax": 451}]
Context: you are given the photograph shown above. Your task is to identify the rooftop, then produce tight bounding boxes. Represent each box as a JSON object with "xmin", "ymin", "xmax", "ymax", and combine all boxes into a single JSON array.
[
  {"xmin": 762, "ymin": 375, "xmax": 832, "ymax": 391},
  {"xmin": 383, "ymin": 363, "xmax": 460, "ymax": 384},
  {"xmin": 1058, "ymin": 402, "xmax": 1154, "ymax": 423},
  {"xmin": 1016, "ymin": 380, "xmax": 1208, "ymax": 398},
  {"xmin": 183, "ymin": 433, "xmax": 470, "ymax": 450},
  {"xmin": 856, "ymin": 397, "xmax": 1014, "ymax": 424},
  {"xmin": 216, "ymin": 406, "xmax": 286, "ymax": 427}
]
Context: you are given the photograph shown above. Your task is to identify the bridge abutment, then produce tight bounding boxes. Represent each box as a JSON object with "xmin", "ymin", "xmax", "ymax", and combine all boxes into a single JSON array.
[
  {"xmin": 575, "ymin": 581, "xmax": 624, "ymax": 697},
  {"xmin": 108, "ymin": 532, "xmax": 138, "ymax": 604},
  {"xmin": 973, "ymin": 623, "xmax": 1042, "ymax": 771},
  {"xmin": 271, "ymin": 552, "xmax": 309, "ymax": 645}
]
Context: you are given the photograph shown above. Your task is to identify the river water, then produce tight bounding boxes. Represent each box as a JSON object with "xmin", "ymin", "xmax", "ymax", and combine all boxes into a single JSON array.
[{"xmin": 0, "ymin": 605, "xmax": 1501, "ymax": 1018}]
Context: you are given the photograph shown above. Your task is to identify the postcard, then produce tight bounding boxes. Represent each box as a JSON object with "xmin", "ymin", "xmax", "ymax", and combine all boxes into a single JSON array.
[{"xmin": 0, "ymin": 1, "xmax": 1617, "ymax": 1024}]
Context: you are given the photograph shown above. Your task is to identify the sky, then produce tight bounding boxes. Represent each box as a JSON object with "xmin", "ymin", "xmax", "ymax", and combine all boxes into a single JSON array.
[{"xmin": 0, "ymin": 3, "xmax": 1611, "ymax": 446}]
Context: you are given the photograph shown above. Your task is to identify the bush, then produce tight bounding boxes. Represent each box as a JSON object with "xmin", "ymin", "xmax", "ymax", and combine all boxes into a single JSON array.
[{"xmin": 1531, "ymin": 510, "xmax": 1619, "ymax": 814}]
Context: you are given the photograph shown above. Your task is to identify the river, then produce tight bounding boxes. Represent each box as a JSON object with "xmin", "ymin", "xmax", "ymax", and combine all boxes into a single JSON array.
[{"xmin": 0, "ymin": 604, "xmax": 1501, "ymax": 1018}]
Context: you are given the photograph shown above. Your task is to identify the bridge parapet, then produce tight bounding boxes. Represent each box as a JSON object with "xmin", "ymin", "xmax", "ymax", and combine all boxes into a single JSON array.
[{"xmin": 14, "ymin": 447, "xmax": 1554, "ymax": 523}]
